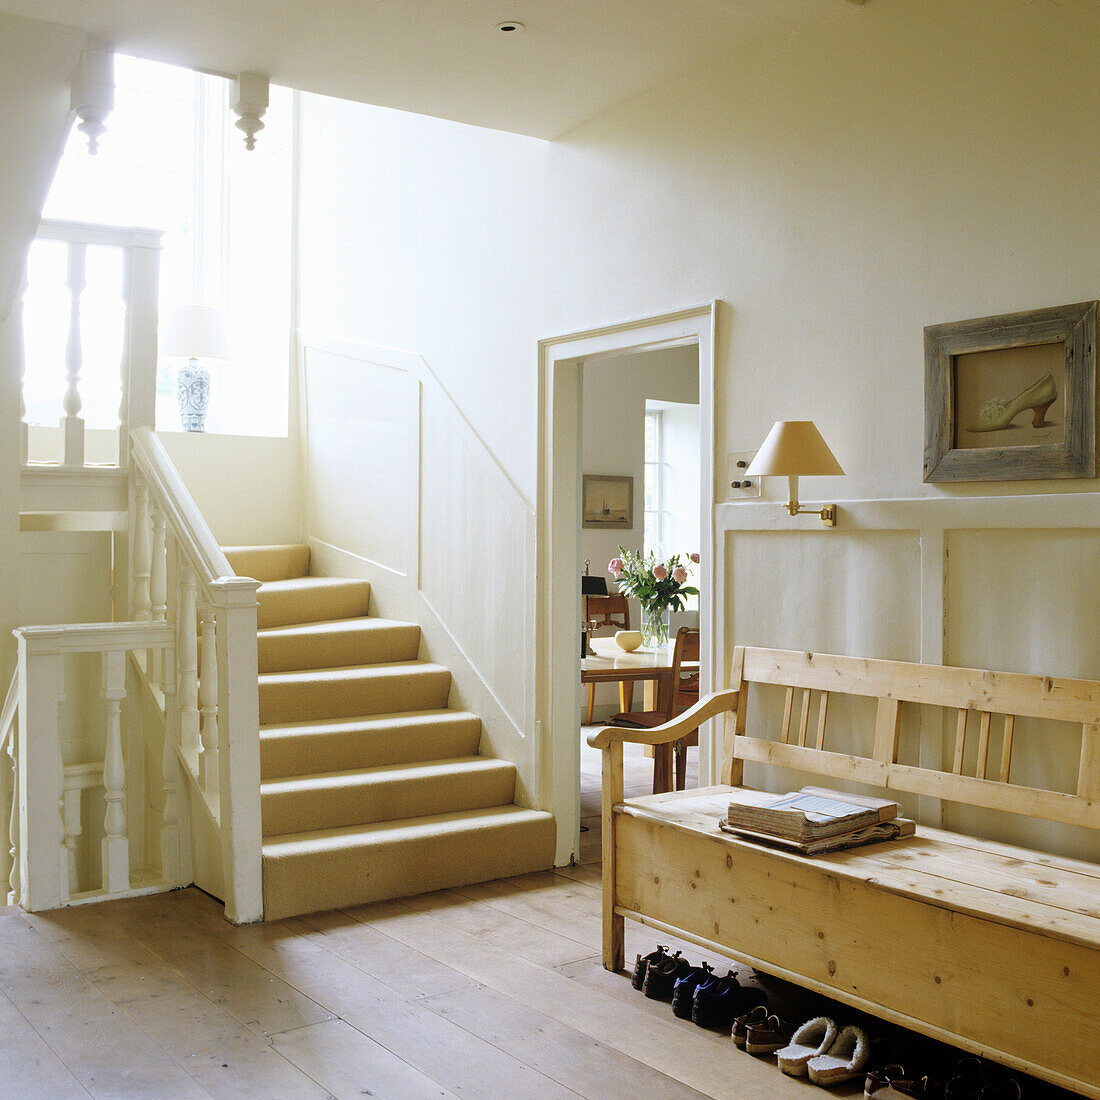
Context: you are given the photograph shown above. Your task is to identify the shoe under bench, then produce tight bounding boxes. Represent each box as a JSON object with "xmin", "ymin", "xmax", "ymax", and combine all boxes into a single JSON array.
[{"xmin": 589, "ymin": 646, "xmax": 1100, "ymax": 1098}]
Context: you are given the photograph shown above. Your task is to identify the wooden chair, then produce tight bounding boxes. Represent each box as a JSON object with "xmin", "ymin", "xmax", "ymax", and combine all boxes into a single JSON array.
[
  {"xmin": 583, "ymin": 594, "xmax": 632, "ymax": 723},
  {"xmin": 608, "ymin": 626, "xmax": 699, "ymax": 792}
]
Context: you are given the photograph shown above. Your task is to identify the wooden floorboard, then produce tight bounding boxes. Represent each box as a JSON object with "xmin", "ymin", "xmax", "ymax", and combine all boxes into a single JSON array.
[{"xmin": 0, "ymin": 732, "xmax": 1075, "ymax": 1098}]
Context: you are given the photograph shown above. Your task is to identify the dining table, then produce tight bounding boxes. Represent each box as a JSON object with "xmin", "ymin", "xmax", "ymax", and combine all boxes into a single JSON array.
[{"xmin": 581, "ymin": 637, "xmax": 700, "ymax": 791}]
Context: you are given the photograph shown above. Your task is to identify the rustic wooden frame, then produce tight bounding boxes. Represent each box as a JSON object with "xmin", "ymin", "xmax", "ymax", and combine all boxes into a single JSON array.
[
  {"xmin": 924, "ymin": 300, "xmax": 1097, "ymax": 482},
  {"xmin": 581, "ymin": 474, "xmax": 634, "ymax": 529}
]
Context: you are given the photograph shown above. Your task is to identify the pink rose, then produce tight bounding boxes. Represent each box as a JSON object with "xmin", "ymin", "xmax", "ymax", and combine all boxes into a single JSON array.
[
  {"xmin": 608, "ymin": 557, "xmax": 623, "ymax": 577},
  {"xmin": 672, "ymin": 566, "xmax": 687, "ymax": 584},
  {"xmin": 652, "ymin": 564, "xmax": 668, "ymax": 581},
  {"xmin": 690, "ymin": 552, "xmax": 700, "ymax": 563}
]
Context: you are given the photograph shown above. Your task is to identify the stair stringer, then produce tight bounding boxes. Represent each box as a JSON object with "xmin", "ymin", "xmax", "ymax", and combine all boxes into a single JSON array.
[{"xmin": 307, "ymin": 537, "xmax": 538, "ymax": 808}]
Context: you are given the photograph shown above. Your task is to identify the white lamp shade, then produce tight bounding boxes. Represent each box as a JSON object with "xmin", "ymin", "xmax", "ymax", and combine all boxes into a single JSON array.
[
  {"xmin": 745, "ymin": 421, "xmax": 844, "ymax": 477},
  {"xmin": 161, "ymin": 305, "xmax": 231, "ymax": 362}
]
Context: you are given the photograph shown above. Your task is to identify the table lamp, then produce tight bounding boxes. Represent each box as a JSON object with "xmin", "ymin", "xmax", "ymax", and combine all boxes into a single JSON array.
[{"xmin": 162, "ymin": 305, "xmax": 231, "ymax": 432}]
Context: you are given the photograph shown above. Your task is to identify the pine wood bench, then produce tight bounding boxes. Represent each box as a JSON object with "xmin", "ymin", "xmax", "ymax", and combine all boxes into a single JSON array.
[{"xmin": 588, "ymin": 646, "xmax": 1100, "ymax": 1097}]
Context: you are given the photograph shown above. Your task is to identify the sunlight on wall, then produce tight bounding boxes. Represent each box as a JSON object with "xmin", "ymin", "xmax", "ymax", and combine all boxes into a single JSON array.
[{"xmin": 24, "ymin": 53, "xmax": 291, "ymax": 439}]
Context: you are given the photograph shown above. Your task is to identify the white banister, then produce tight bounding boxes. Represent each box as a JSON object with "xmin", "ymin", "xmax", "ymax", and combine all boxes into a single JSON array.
[
  {"xmin": 177, "ymin": 555, "xmax": 201, "ymax": 761},
  {"xmin": 1, "ymin": 673, "xmax": 18, "ymax": 905},
  {"xmin": 198, "ymin": 605, "xmax": 219, "ymax": 796},
  {"xmin": 133, "ymin": 475, "xmax": 152, "ymax": 621},
  {"xmin": 12, "ymin": 622, "xmax": 173, "ymax": 911},
  {"xmin": 129, "ymin": 425, "xmax": 262, "ymax": 923},
  {"xmin": 160, "ymin": 638, "xmax": 180, "ymax": 884},
  {"xmin": 18, "ymin": 219, "xmax": 162, "ymax": 478},
  {"xmin": 61, "ymin": 241, "xmax": 87, "ymax": 467},
  {"xmin": 100, "ymin": 648, "xmax": 129, "ymax": 894}
]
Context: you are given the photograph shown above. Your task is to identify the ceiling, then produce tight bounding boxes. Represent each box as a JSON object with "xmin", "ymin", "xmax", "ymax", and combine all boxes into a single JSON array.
[{"xmin": 0, "ymin": 0, "xmax": 866, "ymax": 139}]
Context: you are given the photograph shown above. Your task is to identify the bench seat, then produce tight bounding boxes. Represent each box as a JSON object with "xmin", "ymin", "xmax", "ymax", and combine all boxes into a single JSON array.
[{"xmin": 592, "ymin": 648, "xmax": 1100, "ymax": 1097}]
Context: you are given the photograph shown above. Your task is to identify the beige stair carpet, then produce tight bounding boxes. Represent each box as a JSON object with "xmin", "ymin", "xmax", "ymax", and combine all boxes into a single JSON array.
[{"xmin": 223, "ymin": 544, "xmax": 556, "ymax": 921}]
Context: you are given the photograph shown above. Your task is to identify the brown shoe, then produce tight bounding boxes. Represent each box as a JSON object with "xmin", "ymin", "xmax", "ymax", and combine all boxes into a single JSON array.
[
  {"xmin": 745, "ymin": 1014, "xmax": 789, "ymax": 1055},
  {"xmin": 731, "ymin": 1004, "xmax": 768, "ymax": 1049}
]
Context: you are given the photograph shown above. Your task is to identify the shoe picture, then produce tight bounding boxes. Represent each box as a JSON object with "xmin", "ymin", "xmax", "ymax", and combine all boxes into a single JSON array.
[
  {"xmin": 671, "ymin": 961, "xmax": 713, "ymax": 1020},
  {"xmin": 732, "ymin": 1003, "xmax": 769, "ymax": 1048},
  {"xmin": 967, "ymin": 372, "xmax": 1057, "ymax": 432},
  {"xmin": 744, "ymin": 1013, "xmax": 790, "ymax": 1055},
  {"xmin": 777, "ymin": 1016, "xmax": 838, "ymax": 1076}
]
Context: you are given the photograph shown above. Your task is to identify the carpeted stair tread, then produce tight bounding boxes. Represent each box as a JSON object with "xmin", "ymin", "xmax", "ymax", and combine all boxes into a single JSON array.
[
  {"xmin": 259, "ymin": 662, "xmax": 451, "ymax": 725},
  {"xmin": 257, "ymin": 617, "xmax": 421, "ymax": 673},
  {"xmin": 261, "ymin": 756, "xmax": 518, "ymax": 836},
  {"xmin": 224, "ymin": 544, "xmax": 310, "ymax": 582},
  {"xmin": 256, "ymin": 576, "xmax": 372, "ymax": 629},
  {"xmin": 261, "ymin": 805, "xmax": 557, "ymax": 920},
  {"xmin": 260, "ymin": 709, "xmax": 483, "ymax": 779}
]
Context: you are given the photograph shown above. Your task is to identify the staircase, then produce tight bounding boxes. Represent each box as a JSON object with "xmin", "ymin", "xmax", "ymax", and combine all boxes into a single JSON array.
[{"xmin": 223, "ymin": 544, "xmax": 556, "ymax": 921}]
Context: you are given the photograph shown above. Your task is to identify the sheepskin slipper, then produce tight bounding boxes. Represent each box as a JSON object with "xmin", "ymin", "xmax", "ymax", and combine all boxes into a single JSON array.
[
  {"xmin": 807, "ymin": 1024, "xmax": 871, "ymax": 1087},
  {"xmin": 776, "ymin": 1017, "xmax": 838, "ymax": 1076}
]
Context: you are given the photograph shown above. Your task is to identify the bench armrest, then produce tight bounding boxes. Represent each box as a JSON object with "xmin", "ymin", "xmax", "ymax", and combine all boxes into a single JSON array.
[{"xmin": 586, "ymin": 688, "xmax": 740, "ymax": 749}]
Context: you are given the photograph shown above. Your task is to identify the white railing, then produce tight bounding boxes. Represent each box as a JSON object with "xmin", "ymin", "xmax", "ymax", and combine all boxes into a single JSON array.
[
  {"xmin": 18, "ymin": 218, "xmax": 161, "ymax": 471},
  {"xmin": 129, "ymin": 426, "xmax": 263, "ymax": 923},
  {"xmin": 1, "ymin": 673, "xmax": 19, "ymax": 904},
  {"xmin": 9, "ymin": 621, "xmax": 176, "ymax": 911}
]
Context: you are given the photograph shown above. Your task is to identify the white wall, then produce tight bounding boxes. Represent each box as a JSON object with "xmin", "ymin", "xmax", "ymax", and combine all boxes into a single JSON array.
[
  {"xmin": 296, "ymin": 0, "xmax": 1100, "ymax": 859},
  {"xmin": 159, "ymin": 431, "xmax": 302, "ymax": 548}
]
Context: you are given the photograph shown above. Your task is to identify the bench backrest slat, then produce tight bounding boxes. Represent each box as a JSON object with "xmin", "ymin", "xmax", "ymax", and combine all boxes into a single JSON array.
[{"xmin": 726, "ymin": 646, "xmax": 1100, "ymax": 831}]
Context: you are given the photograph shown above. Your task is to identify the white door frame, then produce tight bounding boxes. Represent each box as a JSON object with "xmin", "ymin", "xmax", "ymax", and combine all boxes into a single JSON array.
[{"xmin": 535, "ymin": 303, "xmax": 718, "ymax": 865}]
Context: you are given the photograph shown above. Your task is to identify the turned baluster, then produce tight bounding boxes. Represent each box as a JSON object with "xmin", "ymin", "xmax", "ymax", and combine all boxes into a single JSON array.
[
  {"xmin": 177, "ymin": 557, "xmax": 201, "ymax": 760},
  {"xmin": 199, "ymin": 606, "xmax": 220, "ymax": 795},
  {"xmin": 2, "ymin": 724, "xmax": 17, "ymax": 905},
  {"xmin": 101, "ymin": 649, "xmax": 130, "ymax": 894},
  {"xmin": 60, "ymin": 781, "xmax": 82, "ymax": 899},
  {"xmin": 132, "ymin": 478, "xmax": 152, "ymax": 622},
  {"xmin": 160, "ymin": 640, "xmax": 180, "ymax": 883},
  {"xmin": 149, "ymin": 502, "xmax": 166, "ymax": 682},
  {"xmin": 62, "ymin": 242, "xmax": 87, "ymax": 468}
]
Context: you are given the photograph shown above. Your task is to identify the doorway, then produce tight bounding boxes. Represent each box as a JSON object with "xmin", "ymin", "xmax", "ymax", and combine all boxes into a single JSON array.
[{"xmin": 535, "ymin": 304, "xmax": 717, "ymax": 866}]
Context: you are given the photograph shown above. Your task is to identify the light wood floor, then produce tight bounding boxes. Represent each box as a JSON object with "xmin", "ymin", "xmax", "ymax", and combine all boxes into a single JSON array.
[{"xmin": 0, "ymin": 734, "xmax": 1070, "ymax": 1099}]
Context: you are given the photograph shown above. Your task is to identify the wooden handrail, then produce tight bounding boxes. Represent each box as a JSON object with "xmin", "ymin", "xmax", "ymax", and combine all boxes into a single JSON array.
[
  {"xmin": 130, "ymin": 427, "xmax": 235, "ymax": 586},
  {"xmin": 587, "ymin": 689, "xmax": 739, "ymax": 749}
]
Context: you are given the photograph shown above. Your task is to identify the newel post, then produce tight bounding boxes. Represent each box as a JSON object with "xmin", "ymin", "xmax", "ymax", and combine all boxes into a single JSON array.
[
  {"xmin": 13, "ymin": 631, "xmax": 65, "ymax": 912},
  {"xmin": 210, "ymin": 577, "xmax": 263, "ymax": 923}
]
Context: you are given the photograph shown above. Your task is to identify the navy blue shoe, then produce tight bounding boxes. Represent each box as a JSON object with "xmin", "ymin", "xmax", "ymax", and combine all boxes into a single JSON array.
[
  {"xmin": 691, "ymin": 971, "xmax": 767, "ymax": 1029},
  {"xmin": 671, "ymin": 961, "xmax": 713, "ymax": 1019}
]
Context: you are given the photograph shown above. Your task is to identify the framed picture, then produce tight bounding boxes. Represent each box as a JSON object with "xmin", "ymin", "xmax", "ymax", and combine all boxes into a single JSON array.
[
  {"xmin": 582, "ymin": 474, "xmax": 633, "ymax": 529},
  {"xmin": 924, "ymin": 301, "xmax": 1097, "ymax": 482}
]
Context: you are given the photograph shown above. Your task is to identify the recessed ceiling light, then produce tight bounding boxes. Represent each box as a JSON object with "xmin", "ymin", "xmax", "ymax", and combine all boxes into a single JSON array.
[{"xmin": 496, "ymin": 21, "xmax": 525, "ymax": 33}]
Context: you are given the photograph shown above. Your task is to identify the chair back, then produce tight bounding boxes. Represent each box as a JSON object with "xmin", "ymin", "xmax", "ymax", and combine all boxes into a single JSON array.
[
  {"xmin": 670, "ymin": 627, "xmax": 700, "ymax": 716},
  {"xmin": 585, "ymin": 594, "xmax": 630, "ymax": 632}
]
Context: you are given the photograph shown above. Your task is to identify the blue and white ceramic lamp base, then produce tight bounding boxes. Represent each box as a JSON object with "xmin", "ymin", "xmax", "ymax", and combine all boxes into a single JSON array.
[{"xmin": 177, "ymin": 359, "xmax": 211, "ymax": 432}]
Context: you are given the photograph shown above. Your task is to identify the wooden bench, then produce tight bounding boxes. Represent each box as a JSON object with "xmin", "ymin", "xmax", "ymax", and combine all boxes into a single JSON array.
[{"xmin": 589, "ymin": 647, "xmax": 1100, "ymax": 1097}]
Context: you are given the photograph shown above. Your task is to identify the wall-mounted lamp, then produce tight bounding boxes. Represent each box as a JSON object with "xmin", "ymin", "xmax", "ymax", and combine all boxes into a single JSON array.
[{"xmin": 745, "ymin": 420, "xmax": 844, "ymax": 527}]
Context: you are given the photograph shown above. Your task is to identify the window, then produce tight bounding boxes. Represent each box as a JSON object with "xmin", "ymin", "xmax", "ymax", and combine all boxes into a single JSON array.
[
  {"xmin": 24, "ymin": 54, "xmax": 292, "ymax": 439},
  {"xmin": 644, "ymin": 407, "xmax": 666, "ymax": 558}
]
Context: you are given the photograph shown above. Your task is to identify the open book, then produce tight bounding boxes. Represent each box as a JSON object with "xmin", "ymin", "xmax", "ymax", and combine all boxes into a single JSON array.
[{"xmin": 724, "ymin": 786, "xmax": 900, "ymax": 843}]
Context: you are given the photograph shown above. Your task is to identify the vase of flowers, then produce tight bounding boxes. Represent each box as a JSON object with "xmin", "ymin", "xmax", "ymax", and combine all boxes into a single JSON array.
[{"xmin": 608, "ymin": 548, "xmax": 700, "ymax": 648}]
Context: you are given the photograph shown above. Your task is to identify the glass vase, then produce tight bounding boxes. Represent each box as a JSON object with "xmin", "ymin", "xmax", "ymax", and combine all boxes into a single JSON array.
[{"xmin": 640, "ymin": 604, "xmax": 670, "ymax": 649}]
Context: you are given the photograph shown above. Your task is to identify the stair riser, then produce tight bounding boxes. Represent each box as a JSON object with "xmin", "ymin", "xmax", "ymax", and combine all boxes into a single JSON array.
[
  {"xmin": 262, "ymin": 814, "xmax": 556, "ymax": 921},
  {"xmin": 259, "ymin": 669, "xmax": 451, "ymax": 725},
  {"xmin": 257, "ymin": 624, "xmax": 420, "ymax": 674},
  {"xmin": 262, "ymin": 765, "xmax": 517, "ymax": 836},
  {"xmin": 225, "ymin": 544, "xmax": 310, "ymax": 583},
  {"xmin": 260, "ymin": 716, "xmax": 482, "ymax": 779},
  {"xmin": 257, "ymin": 582, "xmax": 372, "ymax": 629}
]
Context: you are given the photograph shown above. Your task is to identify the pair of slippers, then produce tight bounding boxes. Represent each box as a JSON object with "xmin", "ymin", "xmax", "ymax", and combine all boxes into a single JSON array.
[{"xmin": 777, "ymin": 1017, "xmax": 870, "ymax": 1086}]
